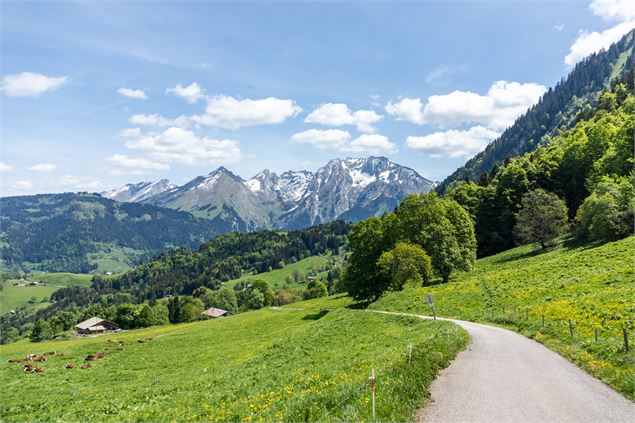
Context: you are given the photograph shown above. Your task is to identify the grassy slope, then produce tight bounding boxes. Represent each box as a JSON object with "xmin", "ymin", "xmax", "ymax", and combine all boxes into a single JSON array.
[
  {"xmin": 0, "ymin": 282, "xmax": 58, "ymax": 313},
  {"xmin": 29, "ymin": 272, "xmax": 93, "ymax": 288},
  {"xmin": 0, "ymin": 296, "xmax": 468, "ymax": 422},
  {"xmin": 372, "ymin": 236, "xmax": 635, "ymax": 398},
  {"xmin": 224, "ymin": 255, "xmax": 337, "ymax": 290}
]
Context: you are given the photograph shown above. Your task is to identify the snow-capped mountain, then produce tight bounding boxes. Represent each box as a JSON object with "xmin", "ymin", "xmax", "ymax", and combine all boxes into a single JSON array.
[
  {"xmin": 101, "ymin": 179, "xmax": 176, "ymax": 203},
  {"xmin": 102, "ymin": 157, "xmax": 435, "ymax": 232}
]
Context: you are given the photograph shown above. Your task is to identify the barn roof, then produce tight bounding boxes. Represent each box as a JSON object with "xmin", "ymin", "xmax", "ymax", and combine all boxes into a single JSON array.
[
  {"xmin": 75, "ymin": 316, "xmax": 119, "ymax": 330},
  {"xmin": 75, "ymin": 317, "xmax": 105, "ymax": 330},
  {"xmin": 202, "ymin": 307, "xmax": 228, "ymax": 318}
]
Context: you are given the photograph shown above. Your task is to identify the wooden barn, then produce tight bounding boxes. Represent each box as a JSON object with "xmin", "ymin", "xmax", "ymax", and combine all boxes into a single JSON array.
[
  {"xmin": 201, "ymin": 307, "xmax": 228, "ymax": 319},
  {"xmin": 75, "ymin": 317, "xmax": 120, "ymax": 334}
]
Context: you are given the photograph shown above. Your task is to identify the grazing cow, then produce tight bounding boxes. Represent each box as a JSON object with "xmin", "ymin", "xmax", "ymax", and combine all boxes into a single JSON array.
[
  {"xmin": 58, "ymin": 354, "xmax": 65, "ymax": 358},
  {"xmin": 35, "ymin": 367, "xmax": 45, "ymax": 373},
  {"xmin": 84, "ymin": 352, "xmax": 107, "ymax": 361},
  {"xmin": 65, "ymin": 363, "xmax": 75, "ymax": 369},
  {"xmin": 43, "ymin": 351, "xmax": 56, "ymax": 356},
  {"xmin": 30, "ymin": 355, "xmax": 46, "ymax": 362},
  {"xmin": 23, "ymin": 364, "xmax": 36, "ymax": 372},
  {"xmin": 80, "ymin": 363, "xmax": 91, "ymax": 369}
]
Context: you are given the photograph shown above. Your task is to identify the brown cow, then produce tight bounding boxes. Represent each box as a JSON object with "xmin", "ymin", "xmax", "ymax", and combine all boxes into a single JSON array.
[
  {"xmin": 43, "ymin": 351, "xmax": 56, "ymax": 356},
  {"xmin": 30, "ymin": 355, "xmax": 46, "ymax": 362},
  {"xmin": 65, "ymin": 363, "xmax": 75, "ymax": 369},
  {"xmin": 23, "ymin": 364, "xmax": 36, "ymax": 372},
  {"xmin": 35, "ymin": 367, "xmax": 45, "ymax": 373}
]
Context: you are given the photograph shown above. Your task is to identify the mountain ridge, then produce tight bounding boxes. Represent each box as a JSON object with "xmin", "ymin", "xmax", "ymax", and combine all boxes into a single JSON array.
[{"xmin": 102, "ymin": 156, "xmax": 436, "ymax": 230}]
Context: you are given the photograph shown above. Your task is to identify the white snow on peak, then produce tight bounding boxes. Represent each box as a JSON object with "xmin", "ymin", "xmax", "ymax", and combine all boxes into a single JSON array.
[
  {"xmin": 196, "ymin": 173, "xmax": 221, "ymax": 190},
  {"xmin": 276, "ymin": 171, "xmax": 312, "ymax": 202},
  {"xmin": 348, "ymin": 169, "xmax": 376, "ymax": 188},
  {"xmin": 245, "ymin": 178, "xmax": 262, "ymax": 192}
]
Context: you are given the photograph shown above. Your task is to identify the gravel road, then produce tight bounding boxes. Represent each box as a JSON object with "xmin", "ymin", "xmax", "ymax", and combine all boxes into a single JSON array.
[{"xmin": 371, "ymin": 311, "xmax": 635, "ymax": 423}]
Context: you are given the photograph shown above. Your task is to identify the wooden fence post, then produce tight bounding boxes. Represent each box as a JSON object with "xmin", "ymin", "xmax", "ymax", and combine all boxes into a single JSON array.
[
  {"xmin": 594, "ymin": 328, "xmax": 598, "ymax": 343},
  {"xmin": 623, "ymin": 328, "xmax": 630, "ymax": 352},
  {"xmin": 568, "ymin": 320, "xmax": 574, "ymax": 338},
  {"xmin": 541, "ymin": 315, "xmax": 545, "ymax": 328}
]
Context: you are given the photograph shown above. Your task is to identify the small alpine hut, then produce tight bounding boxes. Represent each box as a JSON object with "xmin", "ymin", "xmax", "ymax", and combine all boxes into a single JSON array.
[
  {"xmin": 201, "ymin": 307, "xmax": 228, "ymax": 319},
  {"xmin": 75, "ymin": 317, "xmax": 120, "ymax": 335}
]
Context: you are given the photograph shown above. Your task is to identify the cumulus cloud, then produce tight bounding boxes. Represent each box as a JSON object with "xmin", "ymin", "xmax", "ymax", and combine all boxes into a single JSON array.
[
  {"xmin": 191, "ymin": 95, "xmax": 302, "ymax": 129},
  {"xmin": 166, "ymin": 82, "xmax": 205, "ymax": 103},
  {"xmin": 387, "ymin": 81, "xmax": 546, "ymax": 130},
  {"xmin": 129, "ymin": 113, "xmax": 189, "ymax": 127},
  {"xmin": 120, "ymin": 127, "xmax": 143, "ymax": 138},
  {"xmin": 1, "ymin": 72, "xmax": 67, "ymax": 97},
  {"xmin": 589, "ymin": 0, "xmax": 635, "ymax": 22},
  {"xmin": 117, "ymin": 87, "xmax": 148, "ymax": 99},
  {"xmin": 406, "ymin": 126, "xmax": 500, "ymax": 158},
  {"xmin": 124, "ymin": 127, "xmax": 242, "ymax": 165},
  {"xmin": 290, "ymin": 129, "xmax": 396, "ymax": 153},
  {"xmin": 28, "ymin": 163, "xmax": 57, "ymax": 172},
  {"xmin": 13, "ymin": 180, "xmax": 33, "ymax": 190},
  {"xmin": 107, "ymin": 154, "xmax": 170, "ymax": 170},
  {"xmin": 59, "ymin": 175, "xmax": 102, "ymax": 191},
  {"xmin": 385, "ymin": 98, "xmax": 425, "ymax": 124},
  {"xmin": 564, "ymin": 21, "xmax": 635, "ymax": 66},
  {"xmin": 565, "ymin": 0, "xmax": 635, "ymax": 66},
  {"xmin": 305, "ymin": 103, "xmax": 383, "ymax": 133},
  {"xmin": 0, "ymin": 163, "xmax": 14, "ymax": 172}
]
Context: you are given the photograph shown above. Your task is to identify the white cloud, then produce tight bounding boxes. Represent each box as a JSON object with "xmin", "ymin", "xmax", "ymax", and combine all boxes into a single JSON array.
[
  {"xmin": 129, "ymin": 113, "xmax": 189, "ymax": 127},
  {"xmin": 387, "ymin": 81, "xmax": 546, "ymax": 130},
  {"xmin": 406, "ymin": 126, "xmax": 500, "ymax": 158},
  {"xmin": 0, "ymin": 163, "xmax": 14, "ymax": 172},
  {"xmin": 290, "ymin": 129, "xmax": 351, "ymax": 150},
  {"xmin": 28, "ymin": 163, "xmax": 57, "ymax": 172},
  {"xmin": 117, "ymin": 87, "xmax": 148, "ymax": 99},
  {"xmin": 305, "ymin": 103, "xmax": 383, "ymax": 133},
  {"xmin": 347, "ymin": 134, "xmax": 397, "ymax": 154},
  {"xmin": 124, "ymin": 127, "xmax": 242, "ymax": 165},
  {"xmin": 1, "ymin": 72, "xmax": 67, "ymax": 97},
  {"xmin": 564, "ymin": 1, "xmax": 635, "ymax": 66},
  {"xmin": 59, "ymin": 175, "xmax": 102, "ymax": 191},
  {"xmin": 120, "ymin": 127, "xmax": 143, "ymax": 138},
  {"xmin": 564, "ymin": 21, "xmax": 635, "ymax": 66},
  {"xmin": 589, "ymin": 0, "xmax": 635, "ymax": 22},
  {"xmin": 385, "ymin": 98, "xmax": 425, "ymax": 124},
  {"xmin": 191, "ymin": 95, "xmax": 302, "ymax": 129},
  {"xmin": 166, "ymin": 82, "xmax": 204, "ymax": 103},
  {"xmin": 554, "ymin": 22, "xmax": 565, "ymax": 32},
  {"xmin": 107, "ymin": 154, "xmax": 170, "ymax": 170},
  {"xmin": 290, "ymin": 129, "xmax": 396, "ymax": 153}
]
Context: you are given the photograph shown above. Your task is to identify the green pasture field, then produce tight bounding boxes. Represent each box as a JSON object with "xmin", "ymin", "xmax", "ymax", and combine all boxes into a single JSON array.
[
  {"xmin": 372, "ymin": 236, "xmax": 635, "ymax": 399},
  {"xmin": 0, "ymin": 296, "xmax": 468, "ymax": 422}
]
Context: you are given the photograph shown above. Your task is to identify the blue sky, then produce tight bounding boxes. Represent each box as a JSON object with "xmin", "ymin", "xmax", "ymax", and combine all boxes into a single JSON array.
[{"xmin": 1, "ymin": 0, "xmax": 633, "ymax": 194}]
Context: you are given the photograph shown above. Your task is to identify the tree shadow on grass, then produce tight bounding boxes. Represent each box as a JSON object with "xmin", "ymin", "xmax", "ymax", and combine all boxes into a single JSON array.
[
  {"xmin": 302, "ymin": 309, "xmax": 331, "ymax": 320},
  {"xmin": 492, "ymin": 236, "xmax": 599, "ymax": 265}
]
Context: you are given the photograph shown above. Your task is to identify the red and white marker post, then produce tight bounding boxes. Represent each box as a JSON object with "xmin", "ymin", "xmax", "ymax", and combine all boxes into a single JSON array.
[{"xmin": 370, "ymin": 368, "xmax": 376, "ymax": 420}]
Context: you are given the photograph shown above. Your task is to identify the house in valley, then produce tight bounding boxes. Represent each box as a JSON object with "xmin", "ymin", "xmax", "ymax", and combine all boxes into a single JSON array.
[
  {"xmin": 75, "ymin": 317, "xmax": 120, "ymax": 334},
  {"xmin": 201, "ymin": 307, "xmax": 228, "ymax": 319}
]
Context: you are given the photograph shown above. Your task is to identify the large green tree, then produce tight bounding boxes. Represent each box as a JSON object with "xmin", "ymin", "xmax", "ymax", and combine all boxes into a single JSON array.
[
  {"xmin": 396, "ymin": 193, "xmax": 477, "ymax": 283},
  {"xmin": 377, "ymin": 242, "xmax": 432, "ymax": 289},
  {"xmin": 514, "ymin": 189, "xmax": 569, "ymax": 248}
]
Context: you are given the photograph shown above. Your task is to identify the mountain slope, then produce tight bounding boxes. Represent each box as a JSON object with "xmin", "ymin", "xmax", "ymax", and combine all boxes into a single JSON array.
[
  {"xmin": 108, "ymin": 157, "xmax": 435, "ymax": 230},
  {"xmin": 437, "ymin": 30, "xmax": 634, "ymax": 194},
  {"xmin": 102, "ymin": 179, "xmax": 176, "ymax": 203},
  {"xmin": 0, "ymin": 193, "xmax": 221, "ymax": 273}
]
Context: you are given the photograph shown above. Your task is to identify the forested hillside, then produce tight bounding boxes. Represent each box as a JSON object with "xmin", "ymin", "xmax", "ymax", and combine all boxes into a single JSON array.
[
  {"xmin": 437, "ymin": 30, "xmax": 634, "ymax": 194},
  {"xmin": 0, "ymin": 193, "xmax": 223, "ymax": 273},
  {"xmin": 448, "ymin": 68, "xmax": 634, "ymax": 256},
  {"xmin": 0, "ymin": 221, "xmax": 350, "ymax": 343}
]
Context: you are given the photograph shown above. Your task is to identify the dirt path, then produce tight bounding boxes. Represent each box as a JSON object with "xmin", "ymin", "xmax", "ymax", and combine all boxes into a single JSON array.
[{"xmin": 371, "ymin": 310, "xmax": 634, "ymax": 422}]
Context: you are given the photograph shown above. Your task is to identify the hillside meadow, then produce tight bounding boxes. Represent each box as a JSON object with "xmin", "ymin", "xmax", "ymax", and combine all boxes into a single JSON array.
[
  {"xmin": 0, "ymin": 296, "xmax": 468, "ymax": 422},
  {"xmin": 372, "ymin": 236, "xmax": 635, "ymax": 398}
]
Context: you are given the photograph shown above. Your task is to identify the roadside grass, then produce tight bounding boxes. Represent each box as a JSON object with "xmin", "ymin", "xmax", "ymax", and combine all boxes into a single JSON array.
[
  {"xmin": 0, "ymin": 302, "xmax": 468, "ymax": 422},
  {"xmin": 0, "ymin": 282, "xmax": 58, "ymax": 314},
  {"xmin": 372, "ymin": 236, "xmax": 635, "ymax": 399},
  {"xmin": 224, "ymin": 255, "xmax": 339, "ymax": 290}
]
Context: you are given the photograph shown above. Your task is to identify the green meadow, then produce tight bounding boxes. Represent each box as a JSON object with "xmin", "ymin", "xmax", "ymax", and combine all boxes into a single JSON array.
[
  {"xmin": 224, "ymin": 255, "xmax": 339, "ymax": 290},
  {"xmin": 29, "ymin": 272, "xmax": 93, "ymax": 288},
  {"xmin": 0, "ymin": 282, "xmax": 58, "ymax": 314},
  {"xmin": 0, "ymin": 296, "xmax": 468, "ymax": 422},
  {"xmin": 372, "ymin": 236, "xmax": 635, "ymax": 398}
]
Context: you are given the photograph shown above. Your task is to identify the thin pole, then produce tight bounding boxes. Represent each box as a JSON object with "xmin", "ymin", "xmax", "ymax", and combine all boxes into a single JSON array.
[
  {"xmin": 408, "ymin": 344, "xmax": 412, "ymax": 366},
  {"xmin": 371, "ymin": 368, "xmax": 376, "ymax": 420}
]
